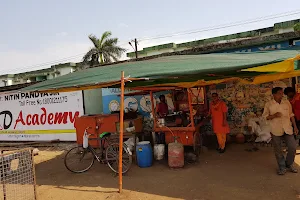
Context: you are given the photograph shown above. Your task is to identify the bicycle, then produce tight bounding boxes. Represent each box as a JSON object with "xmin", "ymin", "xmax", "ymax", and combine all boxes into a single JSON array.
[{"xmin": 64, "ymin": 127, "xmax": 132, "ymax": 174}]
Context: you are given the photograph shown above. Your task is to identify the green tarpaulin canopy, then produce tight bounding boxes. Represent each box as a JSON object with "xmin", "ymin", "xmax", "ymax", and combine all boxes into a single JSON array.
[{"xmin": 23, "ymin": 49, "xmax": 300, "ymax": 92}]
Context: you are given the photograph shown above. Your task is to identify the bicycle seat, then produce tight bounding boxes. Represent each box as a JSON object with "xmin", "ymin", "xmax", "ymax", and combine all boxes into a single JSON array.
[{"xmin": 99, "ymin": 132, "xmax": 111, "ymax": 139}]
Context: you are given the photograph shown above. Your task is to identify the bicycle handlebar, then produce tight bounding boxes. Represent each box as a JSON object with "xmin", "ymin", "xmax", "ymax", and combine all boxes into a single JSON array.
[
  {"xmin": 85, "ymin": 127, "xmax": 92, "ymax": 131},
  {"xmin": 84, "ymin": 127, "xmax": 97, "ymax": 136}
]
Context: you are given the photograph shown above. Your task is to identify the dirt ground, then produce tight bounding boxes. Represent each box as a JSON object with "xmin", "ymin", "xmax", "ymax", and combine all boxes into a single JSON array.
[{"xmin": 33, "ymin": 144, "xmax": 300, "ymax": 200}]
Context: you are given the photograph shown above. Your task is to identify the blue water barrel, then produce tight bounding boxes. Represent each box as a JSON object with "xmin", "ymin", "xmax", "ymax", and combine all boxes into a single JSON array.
[{"xmin": 136, "ymin": 141, "xmax": 153, "ymax": 168}]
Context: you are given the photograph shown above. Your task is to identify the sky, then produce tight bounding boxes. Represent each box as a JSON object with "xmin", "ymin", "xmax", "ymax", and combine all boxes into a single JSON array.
[{"xmin": 0, "ymin": 0, "xmax": 300, "ymax": 75}]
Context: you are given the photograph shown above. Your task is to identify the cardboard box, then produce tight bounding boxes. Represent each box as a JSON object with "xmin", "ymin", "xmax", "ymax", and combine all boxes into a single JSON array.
[{"xmin": 116, "ymin": 116, "xmax": 143, "ymax": 133}]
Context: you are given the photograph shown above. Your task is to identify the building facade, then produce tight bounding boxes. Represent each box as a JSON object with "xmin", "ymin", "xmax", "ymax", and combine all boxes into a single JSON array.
[
  {"xmin": 0, "ymin": 62, "xmax": 79, "ymax": 87},
  {"xmin": 127, "ymin": 19, "xmax": 300, "ymax": 58}
]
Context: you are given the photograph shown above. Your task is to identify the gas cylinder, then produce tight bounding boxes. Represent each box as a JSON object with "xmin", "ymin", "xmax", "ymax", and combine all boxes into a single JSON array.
[
  {"xmin": 168, "ymin": 136, "xmax": 184, "ymax": 168},
  {"xmin": 235, "ymin": 133, "xmax": 245, "ymax": 144}
]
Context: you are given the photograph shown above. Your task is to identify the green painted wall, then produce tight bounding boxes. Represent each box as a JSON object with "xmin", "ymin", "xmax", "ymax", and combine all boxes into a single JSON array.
[
  {"xmin": 36, "ymin": 76, "xmax": 47, "ymax": 81},
  {"xmin": 83, "ymin": 88, "xmax": 103, "ymax": 115},
  {"xmin": 127, "ymin": 19, "xmax": 300, "ymax": 57}
]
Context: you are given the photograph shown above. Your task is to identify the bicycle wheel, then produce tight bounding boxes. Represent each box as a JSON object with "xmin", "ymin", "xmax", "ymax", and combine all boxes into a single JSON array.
[
  {"xmin": 105, "ymin": 143, "xmax": 132, "ymax": 174},
  {"xmin": 64, "ymin": 146, "xmax": 95, "ymax": 173}
]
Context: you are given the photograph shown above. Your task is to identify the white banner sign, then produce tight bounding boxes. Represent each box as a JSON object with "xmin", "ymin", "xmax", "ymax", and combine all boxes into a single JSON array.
[{"xmin": 0, "ymin": 91, "xmax": 84, "ymax": 141}]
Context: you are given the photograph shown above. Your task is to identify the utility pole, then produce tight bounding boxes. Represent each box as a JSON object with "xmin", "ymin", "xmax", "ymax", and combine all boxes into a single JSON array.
[
  {"xmin": 129, "ymin": 39, "xmax": 138, "ymax": 59},
  {"xmin": 134, "ymin": 38, "xmax": 138, "ymax": 59}
]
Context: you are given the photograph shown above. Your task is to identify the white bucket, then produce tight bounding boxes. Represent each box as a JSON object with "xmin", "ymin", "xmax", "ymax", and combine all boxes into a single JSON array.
[{"xmin": 154, "ymin": 144, "xmax": 165, "ymax": 160}]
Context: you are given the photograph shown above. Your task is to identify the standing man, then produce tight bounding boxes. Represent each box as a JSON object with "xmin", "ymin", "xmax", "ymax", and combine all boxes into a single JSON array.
[
  {"xmin": 209, "ymin": 93, "xmax": 230, "ymax": 153},
  {"xmin": 284, "ymin": 87, "xmax": 300, "ymax": 146},
  {"xmin": 262, "ymin": 87, "xmax": 299, "ymax": 175}
]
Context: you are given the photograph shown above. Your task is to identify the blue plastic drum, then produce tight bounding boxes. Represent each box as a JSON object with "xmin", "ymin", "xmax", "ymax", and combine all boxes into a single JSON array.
[{"xmin": 136, "ymin": 141, "xmax": 153, "ymax": 168}]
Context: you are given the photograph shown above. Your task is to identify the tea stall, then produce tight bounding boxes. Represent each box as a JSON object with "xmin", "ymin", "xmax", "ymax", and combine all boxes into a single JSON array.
[{"xmin": 129, "ymin": 86, "xmax": 208, "ymax": 155}]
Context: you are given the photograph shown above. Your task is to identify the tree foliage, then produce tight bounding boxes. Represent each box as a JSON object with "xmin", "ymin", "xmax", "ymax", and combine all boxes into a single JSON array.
[
  {"xmin": 83, "ymin": 31, "xmax": 126, "ymax": 66},
  {"xmin": 294, "ymin": 23, "xmax": 300, "ymax": 31}
]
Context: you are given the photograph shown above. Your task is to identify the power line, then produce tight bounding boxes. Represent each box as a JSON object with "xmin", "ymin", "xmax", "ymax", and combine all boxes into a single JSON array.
[
  {"xmin": 138, "ymin": 10, "xmax": 300, "ymax": 41},
  {"xmin": 3, "ymin": 9, "xmax": 300, "ymax": 74}
]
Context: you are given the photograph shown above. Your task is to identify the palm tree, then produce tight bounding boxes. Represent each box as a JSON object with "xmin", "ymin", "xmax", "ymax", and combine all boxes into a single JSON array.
[{"xmin": 83, "ymin": 31, "xmax": 126, "ymax": 66}]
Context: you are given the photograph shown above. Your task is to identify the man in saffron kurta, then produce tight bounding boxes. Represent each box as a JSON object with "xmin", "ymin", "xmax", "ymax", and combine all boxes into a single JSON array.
[{"xmin": 209, "ymin": 93, "xmax": 230, "ymax": 153}]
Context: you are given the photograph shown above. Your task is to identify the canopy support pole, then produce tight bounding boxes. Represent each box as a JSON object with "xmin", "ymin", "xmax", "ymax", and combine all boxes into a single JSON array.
[
  {"xmin": 150, "ymin": 91, "xmax": 157, "ymax": 128},
  {"xmin": 119, "ymin": 71, "xmax": 125, "ymax": 193},
  {"xmin": 187, "ymin": 89, "xmax": 195, "ymax": 128}
]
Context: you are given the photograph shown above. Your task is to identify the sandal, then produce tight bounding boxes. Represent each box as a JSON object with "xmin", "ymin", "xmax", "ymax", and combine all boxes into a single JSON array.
[
  {"xmin": 277, "ymin": 169, "xmax": 286, "ymax": 175},
  {"xmin": 287, "ymin": 166, "xmax": 298, "ymax": 173},
  {"xmin": 219, "ymin": 149, "xmax": 225, "ymax": 154}
]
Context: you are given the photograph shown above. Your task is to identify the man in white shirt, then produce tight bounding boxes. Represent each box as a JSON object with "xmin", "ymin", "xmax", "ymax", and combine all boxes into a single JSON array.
[{"xmin": 262, "ymin": 87, "xmax": 299, "ymax": 175}]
